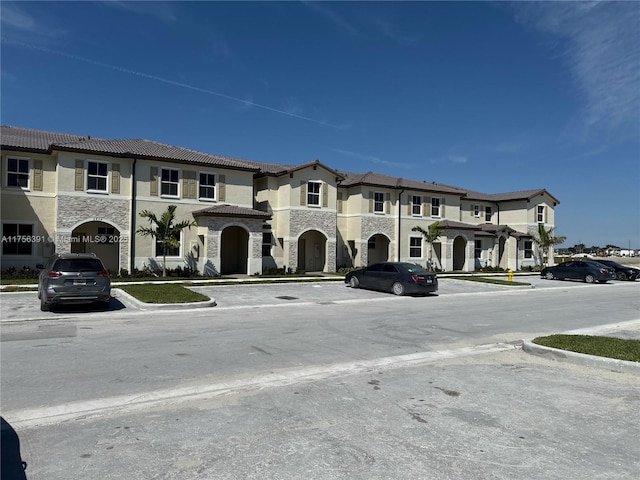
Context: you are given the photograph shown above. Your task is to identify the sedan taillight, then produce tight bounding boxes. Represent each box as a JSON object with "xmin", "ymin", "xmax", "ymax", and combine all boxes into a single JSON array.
[{"xmin": 411, "ymin": 274, "xmax": 420, "ymax": 283}]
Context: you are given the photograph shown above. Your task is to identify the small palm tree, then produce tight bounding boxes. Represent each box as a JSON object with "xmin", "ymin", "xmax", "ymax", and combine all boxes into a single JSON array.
[
  {"xmin": 532, "ymin": 223, "xmax": 566, "ymax": 266},
  {"xmin": 137, "ymin": 205, "xmax": 197, "ymax": 276},
  {"xmin": 412, "ymin": 221, "xmax": 442, "ymax": 271}
]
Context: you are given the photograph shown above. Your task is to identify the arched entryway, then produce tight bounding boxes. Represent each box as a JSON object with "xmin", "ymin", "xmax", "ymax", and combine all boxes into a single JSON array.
[
  {"xmin": 453, "ymin": 236, "xmax": 467, "ymax": 271},
  {"xmin": 367, "ymin": 234, "xmax": 390, "ymax": 265},
  {"xmin": 71, "ymin": 221, "xmax": 120, "ymax": 273},
  {"xmin": 297, "ymin": 230, "xmax": 327, "ymax": 273},
  {"xmin": 221, "ymin": 226, "xmax": 249, "ymax": 274}
]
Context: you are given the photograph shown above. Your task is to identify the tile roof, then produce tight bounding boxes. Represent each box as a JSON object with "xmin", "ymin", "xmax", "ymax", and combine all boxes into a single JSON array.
[
  {"xmin": 338, "ymin": 171, "xmax": 466, "ymax": 195},
  {"xmin": 193, "ymin": 204, "xmax": 272, "ymax": 219},
  {"xmin": 464, "ymin": 188, "xmax": 559, "ymax": 204}
]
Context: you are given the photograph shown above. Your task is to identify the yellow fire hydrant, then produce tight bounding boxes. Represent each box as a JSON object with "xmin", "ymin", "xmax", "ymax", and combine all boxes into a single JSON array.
[{"xmin": 507, "ymin": 269, "xmax": 513, "ymax": 282}]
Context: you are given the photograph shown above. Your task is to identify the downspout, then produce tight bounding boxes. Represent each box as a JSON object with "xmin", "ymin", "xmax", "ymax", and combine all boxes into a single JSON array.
[
  {"xmin": 397, "ymin": 187, "xmax": 405, "ymax": 261},
  {"xmin": 129, "ymin": 158, "xmax": 137, "ymax": 274}
]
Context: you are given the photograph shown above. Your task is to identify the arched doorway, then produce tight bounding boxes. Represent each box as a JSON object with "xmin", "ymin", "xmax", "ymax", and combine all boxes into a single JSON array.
[
  {"xmin": 367, "ymin": 234, "xmax": 390, "ymax": 265},
  {"xmin": 453, "ymin": 236, "xmax": 467, "ymax": 271},
  {"xmin": 297, "ymin": 230, "xmax": 327, "ymax": 273},
  {"xmin": 71, "ymin": 221, "xmax": 120, "ymax": 273},
  {"xmin": 221, "ymin": 226, "xmax": 249, "ymax": 274}
]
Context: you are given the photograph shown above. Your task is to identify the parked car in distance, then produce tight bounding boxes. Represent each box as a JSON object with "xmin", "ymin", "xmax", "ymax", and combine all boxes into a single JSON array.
[
  {"xmin": 37, "ymin": 253, "xmax": 111, "ymax": 311},
  {"xmin": 593, "ymin": 259, "xmax": 640, "ymax": 281},
  {"xmin": 345, "ymin": 262, "xmax": 438, "ymax": 295},
  {"xmin": 540, "ymin": 260, "xmax": 616, "ymax": 284}
]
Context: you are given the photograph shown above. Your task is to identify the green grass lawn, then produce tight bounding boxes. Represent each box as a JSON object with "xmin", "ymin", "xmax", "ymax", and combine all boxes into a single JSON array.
[
  {"xmin": 533, "ymin": 334, "xmax": 640, "ymax": 362},
  {"xmin": 118, "ymin": 284, "xmax": 210, "ymax": 303}
]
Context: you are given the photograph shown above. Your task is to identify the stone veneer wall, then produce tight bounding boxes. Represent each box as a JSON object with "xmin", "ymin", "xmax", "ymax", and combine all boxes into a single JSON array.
[
  {"xmin": 204, "ymin": 217, "xmax": 265, "ymax": 273},
  {"xmin": 361, "ymin": 215, "xmax": 395, "ymax": 266},
  {"xmin": 288, "ymin": 209, "xmax": 337, "ymax": 271},
  {"xmin": 56, "ymin": 195, "xmax": 130, "ymax": 269}
]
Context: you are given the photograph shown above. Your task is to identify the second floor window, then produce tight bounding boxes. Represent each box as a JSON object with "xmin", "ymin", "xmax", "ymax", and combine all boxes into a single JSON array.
[
  {"xmin": 374, "ymin": 192, "xmax": 385, "ymax": 213},
  {"xmin": 199, "ymin": 173, "xmax": 216, "ymax": 200},
  {"xmin": 87, "ymin": 161, "xmax": 108, "ymax": 192},
  {"xmin": 161, "ymin": 168, "xmax": 179, "ymax": 197},
  {"xmin": 473, "ymin": 204, "xmax": 480, "ymax": 218},
  {"xmin": 537, "ymin": 206, "xmax": 545, "ymax": 223},
  {"xmin": 307, "ymin": 181, "xmax": 321, "ymax": 206},
  {"xmin": 431, "ymin": 198, "xmax": 441, "ymax": 217},
  {"xmin": 7, "ymin": 158, "xmax": 29, "ymax": 188},
  {"xmin": 412, "ymin": 195, "xmax": 422, "ymax": 216},
  {"xmin": 485, "ymin": 206, "xmax": 492, "ymax": 222}
]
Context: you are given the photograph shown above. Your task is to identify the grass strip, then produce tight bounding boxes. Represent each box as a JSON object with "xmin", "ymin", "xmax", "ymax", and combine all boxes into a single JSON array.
[
  {"xmin": 447, "ymin": 276, "xmax": 530, "ymax": 286},
  {"xmin": 118, "ymin": 284, "xmax": 210, "ymax": 304},
  {"xmin": 533, "ymin": 334, "xmax": 640, "ymax": 362}
]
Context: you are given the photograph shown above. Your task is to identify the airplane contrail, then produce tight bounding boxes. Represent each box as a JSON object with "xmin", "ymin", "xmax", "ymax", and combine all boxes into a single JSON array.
[{"xmin": 5, "ymin": 40, "xmax": 342, "ymax": 128}]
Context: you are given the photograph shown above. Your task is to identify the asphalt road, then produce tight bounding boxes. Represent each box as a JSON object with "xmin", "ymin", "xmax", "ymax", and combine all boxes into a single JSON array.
[{"xmin": 1, "ymin": 277, "xmax": 639, "ymax": 479}]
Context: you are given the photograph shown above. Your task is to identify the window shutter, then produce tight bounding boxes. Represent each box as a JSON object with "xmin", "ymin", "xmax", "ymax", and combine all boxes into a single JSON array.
[
  {"xmin": 33, "ymin": 159, "xmax": 43, "ymax": 191},
  {"xmin": 182, "ymin": 170, "xmax": 196, "ymax": 199},
  {"xmin": 322, "ymin": 182, "xmax": 328, "ymax": 207},
  {"xmin": 407, "ymin": 196, "xmax": 412, "ymax": 215},
  {"xmin": 423, "ymin": 200, "xmax": 428, "ymax": 216},
  {"xmin": 368, "ymin": 191, "xmax": 373, "ymax": 213},
  {"xmin": 337, "ymin": 192, "xmax": 343, "ymax": 213},
  {"xmin": 385, "ymin": 193, "xmax": 391, "ymax": 214},
  {"xmin": 218, "ymin": 174, "xmax": 226, "ymax": 201},
  {"xmin": 111, "ymin": 163, "xmax": 120, "ymax": 194},
  {"xmin": 150, "ymin": 167, "xmax": 158, "ymax": 196},
  {"xmin": 441, "ymin": 198, "xmax": 446, "ymax": 217},
  {"xmin": 300, "ymin": 181, "xmax": 307, "ymax": 205},
  {"xmin": 75, "ymin": 160, "xmax": 84, "ymax": 191}
]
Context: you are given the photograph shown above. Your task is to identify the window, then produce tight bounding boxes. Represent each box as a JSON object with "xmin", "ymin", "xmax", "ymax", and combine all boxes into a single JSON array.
[
  {"xmin": 97, "ymin": 227, "xmax": 116, "ymax": 243},
  {"xmin": 156, "ymin": 232, "xmax": 180, "ymax": 257},
  {"xmin": 485, "ymin": 206, "xmax": 492, "ymax": 222},
  {"xmin": 537, "ymin": 206, "xmax": 545, "ymax": 223},
  {"xmin": 409, "ymin": 237, "xmax": 422, "ymax": 258},
  {"xmin": 374, "ymin": 192, "xmax": 385, "ymax": 213},
  {"xmin": 473, "ymin": 205, "xmax": 480, "ymax": 218},
  {"xmin": 199, "ymin": 173, "xmax": 216, "ymax": 200},
  {"xmin": 368, "ymin": 237, "xmax": 376, "ymax": 249},
  {"xmin": 2, "ymin": 223, "xmax": 33, "ymax": 255},
  {"xmin": 307, "ymin": 181, "xmax": 321, "ymax": 206},
  {"xmin": 412, "ymin": 195, "xmax": 422, "ymax": 216},
  {"xmin": 262, "ymin": 232, "xmax": 272, "ymax": 257},
  {"xmin": 87, "ymin": 161, "xmax": 108, "ymax": 192},
  {"xmin": 161, "ymin": 168, "xmax": 179, "ymax": 197},
  {"xmin": 524, "ymin": 240, "xmax": 533, "ymax": 259},
  {"xmin": 7, "ymin": 158, "xmax": 29, "ymax": 189},
  {"xmin": 475, "ymin": 239, "xmax": 482, "ymax": 258},
  {"xmin": 431, "ymin": 198, "xmax": 441, "ymax": 217}
]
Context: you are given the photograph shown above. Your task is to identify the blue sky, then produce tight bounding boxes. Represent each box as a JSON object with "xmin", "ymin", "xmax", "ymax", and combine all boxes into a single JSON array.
[{"xmin": 2, "ymin": 1, "xmax": 639, "ymax": 249}]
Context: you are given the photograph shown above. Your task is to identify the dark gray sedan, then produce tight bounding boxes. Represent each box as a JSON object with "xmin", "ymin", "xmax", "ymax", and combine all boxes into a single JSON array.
[
  {"xmin": 540, "ymin": 260, "xmax": 616, "ymax": 284},
  {"xmin": 345, "ymin": 262, "xmax": 438, "ymax": 295}
]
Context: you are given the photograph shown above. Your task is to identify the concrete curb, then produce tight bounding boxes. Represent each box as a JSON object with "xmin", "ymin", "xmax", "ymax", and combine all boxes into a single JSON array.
[
  {"xmin": 522, "ymin": 339, "xmax": 640, "ymax": 375},
  {"xmin": 112, "ymin": 288, "xmax": 216, "ymax": 310}
]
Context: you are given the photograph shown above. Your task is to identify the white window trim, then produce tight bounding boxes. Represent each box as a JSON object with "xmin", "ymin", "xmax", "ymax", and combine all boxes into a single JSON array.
[
  {"xmin": 485, "ymin": 206, "xmax": 492, "ymax": 222},
  {"xmin": 374, "ymin": 191, "xmax": 385, "ymax": 214},
  {"xmin": 412, "ymin": 195, "xmax": 422, "ymax": 216},
  {"xmin": 161, "ymin": 167, "xmax": 180, "ymax": 198},
  {"xmin": 86, "ymin": 159, "xmax": 110, "ymax": 194},
  {"xmin": 409, "ymin": 236, "xmax": 423, "ymax": 258},
  {"xmin": 473, "ymin": 204, "xmax": 481, "ymax": 218},
  {"xmin": 307, "ymin": 180, "xmax": 322, "ymax": 207},
  {"xmin": 537, "ymin": 206, "xmax": 545, "ymax": 223},
  {"xmin": 6, "ymin": 156, "xmax": 31, "ymax": 191},
  {"xmin": 198, "ymin": 171, "xmax": 217, "ymax": 202}
]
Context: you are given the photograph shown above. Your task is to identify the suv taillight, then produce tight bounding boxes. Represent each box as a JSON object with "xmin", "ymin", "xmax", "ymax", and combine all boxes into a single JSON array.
[
  {"xmin": 97, "ymin": 270, "xmax": 109, "ymax": 277},
  {"xmin": 48, "ymin": 271, "xmax": 62, "ymax": 277}
]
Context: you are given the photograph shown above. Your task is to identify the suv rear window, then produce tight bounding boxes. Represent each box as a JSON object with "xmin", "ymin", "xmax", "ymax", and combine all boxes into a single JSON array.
[{"xmin": 53, "ymin": 259, "xmax": 105, "ymax": 272}]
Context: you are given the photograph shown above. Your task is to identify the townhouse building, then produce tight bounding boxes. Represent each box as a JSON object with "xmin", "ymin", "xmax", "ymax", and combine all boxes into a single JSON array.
[{"xmin": 1, "ymin": 125, "xmax": 559, "ymax": 275}]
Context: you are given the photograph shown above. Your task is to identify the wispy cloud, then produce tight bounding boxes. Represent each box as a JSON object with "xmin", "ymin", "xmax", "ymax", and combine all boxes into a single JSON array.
[
  {"xmin": 333, "ymin": 149, "xmax": 412, "ymax": 169},
  {"xmin": 3, "ymin": 41, "xmax": 343, "ymax": 128},
  {"xmin": 0, "ymin": 3, "xmax": 65, "ymax": 43},
  {"xmin": 430, "ymin": 154, "xmax": 469, "ymax": 165},
  {"xmin": 513, "ymin": 2, "xmax": 640, "ymax": 140},
  {"xmin": 302, "ymin": 1, "xmax": 358, "ymax": 36},
  {"xmin": 98, "ymin": 1, "xmax": 177, "ymax": 23}
]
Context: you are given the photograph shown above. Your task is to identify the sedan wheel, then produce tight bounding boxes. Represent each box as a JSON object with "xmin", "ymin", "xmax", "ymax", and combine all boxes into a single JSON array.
[
  {"xmin": 584, "ymin": 274, "xmax": 595, "ymax": 284},
  {"xmin": 392, "ymin": 282, "xmax": 405, "ymax": 296},
  {"xmin": 617, "ymin": 272, "xmax": 627, "ymax": 281},
  {"xmin": 349, "ymin": 276, "xmax": 360, "ymax": 288},
  {"xmin": 545, "ymin": 271, "xmax": 554, "ymax": 280}
]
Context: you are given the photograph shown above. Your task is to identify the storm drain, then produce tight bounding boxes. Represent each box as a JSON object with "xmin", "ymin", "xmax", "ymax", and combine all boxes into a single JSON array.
[{"xmin": 276, "ymin": 296, "xmax": 299, "ymax": 300}]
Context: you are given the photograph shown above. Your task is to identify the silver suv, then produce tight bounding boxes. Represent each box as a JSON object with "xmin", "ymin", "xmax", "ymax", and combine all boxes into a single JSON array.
[{"xmin": 37, "ymin": 253, "xmax": 111, "ymax": 311}]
